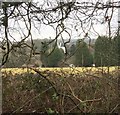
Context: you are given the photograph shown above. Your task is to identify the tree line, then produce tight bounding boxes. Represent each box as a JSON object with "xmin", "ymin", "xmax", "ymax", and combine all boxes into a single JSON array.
[{"xmin": 2, "ymin": 35, "xmax": 120, "ymax": 68}]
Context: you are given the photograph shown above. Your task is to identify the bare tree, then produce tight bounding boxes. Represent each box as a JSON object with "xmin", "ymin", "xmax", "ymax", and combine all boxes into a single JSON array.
[
  {"xmin": 0, "ymin": 0, "xmax": 119, "ymax": 66},
  {"xmin": 1, "ymin": 0, "xmax": 120, "ymax": 113}
]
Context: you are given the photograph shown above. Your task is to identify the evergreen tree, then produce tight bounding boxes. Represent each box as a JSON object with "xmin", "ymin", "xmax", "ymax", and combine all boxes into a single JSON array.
[
  {"xmin": 113, "ymin": 35, "xmax": 120, "ymax": 66},
  {"xmin": 40, "ymin": 41, "xmax": 64, "ymax": 67},
  {"xmin": 75, "ymin": 40, "xmax": 93, "ymax": 67},
  {"xmin": 47, "ymin": 46, "xmax": 64, "ymax": 67},
  {"xmin": 94, "ymin": 36, "xmax": 112, "ymax": 67}
]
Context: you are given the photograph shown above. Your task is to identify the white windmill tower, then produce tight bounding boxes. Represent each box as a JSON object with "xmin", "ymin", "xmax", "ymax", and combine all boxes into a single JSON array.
[{"xmin": 57, "ymin": 42, "xmax": 66, "ymax": 53}]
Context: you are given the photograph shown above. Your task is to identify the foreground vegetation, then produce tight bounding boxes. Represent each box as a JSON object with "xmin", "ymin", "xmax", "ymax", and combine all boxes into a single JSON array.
[{"xmin": 2, "ymin": 67, "xmax": 119, "ymax": 114}]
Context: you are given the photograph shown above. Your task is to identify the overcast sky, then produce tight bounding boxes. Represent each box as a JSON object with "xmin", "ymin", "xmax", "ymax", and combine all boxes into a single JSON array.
[
  {"xmin": 28, "ymin": 0, "xmax": 119, "ymax": 41},
  {"xmin": 0, "ymin": 0, "xmax": 119, "ymax": 41},
  {"xmin": 31, "ymin": 0, "xmax": 118, "ymax": 39}
]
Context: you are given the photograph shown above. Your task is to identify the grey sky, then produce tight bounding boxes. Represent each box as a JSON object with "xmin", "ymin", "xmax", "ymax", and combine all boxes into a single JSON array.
[{"xmin": 0, "ymin": 0, "xmax": 119, "ymax": 42}]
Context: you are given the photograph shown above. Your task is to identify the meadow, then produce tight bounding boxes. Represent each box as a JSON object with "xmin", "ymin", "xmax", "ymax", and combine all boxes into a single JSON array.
[
  {"xmin": 2, "ymin": 66, "xmax": 119, "ymax": 114},
  {"xmin": 1, "ymin": 66, "xmax": 118, "ymax": 76}
]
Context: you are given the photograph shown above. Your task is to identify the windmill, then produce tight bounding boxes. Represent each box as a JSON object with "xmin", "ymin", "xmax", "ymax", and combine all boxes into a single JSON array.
[{"xmin": 57, "ymin": 42, "xmax": 66, "ymax": 53}]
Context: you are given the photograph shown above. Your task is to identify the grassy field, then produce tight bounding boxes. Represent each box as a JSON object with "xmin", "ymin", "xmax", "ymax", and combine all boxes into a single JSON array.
[{"xmin": 1, "ymin": 66, "xmax": 118, "ymax": 76}]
